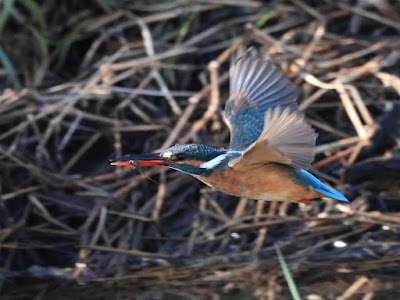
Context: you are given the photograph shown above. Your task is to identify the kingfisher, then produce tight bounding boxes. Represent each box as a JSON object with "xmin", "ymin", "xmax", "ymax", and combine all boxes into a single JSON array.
[{"xmin": 110, "ymin": 49, "xmax": 349, "ymax": 204}]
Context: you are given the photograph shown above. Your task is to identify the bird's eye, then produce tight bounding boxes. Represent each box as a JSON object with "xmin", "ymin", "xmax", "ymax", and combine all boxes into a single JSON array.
[{"xmin": 174, "ymin": 153, "xmax": 186, "ymax": 161}]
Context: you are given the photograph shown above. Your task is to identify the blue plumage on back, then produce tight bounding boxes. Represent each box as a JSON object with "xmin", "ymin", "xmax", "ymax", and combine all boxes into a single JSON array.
[{"xmin": 225, "ymin": 48, "xmax": 298, "ymax": 151}]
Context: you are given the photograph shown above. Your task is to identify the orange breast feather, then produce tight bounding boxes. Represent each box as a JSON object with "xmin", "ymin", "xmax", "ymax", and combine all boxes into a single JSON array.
[{"xmin": 198, "ymin": 163, "xmax": 321, "ymax": 202}]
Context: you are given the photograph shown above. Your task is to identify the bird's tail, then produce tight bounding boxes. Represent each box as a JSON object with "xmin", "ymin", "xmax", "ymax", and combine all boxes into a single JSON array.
[
  {"xmin": 313, "ymin": 186, "xmax": 349, "ymax": 202},
  {"xmin": 298, "ymin": 170, "xmax": 349, "ymax": 202}
]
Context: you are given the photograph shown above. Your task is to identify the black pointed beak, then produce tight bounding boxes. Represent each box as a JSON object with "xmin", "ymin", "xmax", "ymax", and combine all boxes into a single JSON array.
[{"xmin": 110, "ymin": 153, "xmax": 173, "ymax": 167}]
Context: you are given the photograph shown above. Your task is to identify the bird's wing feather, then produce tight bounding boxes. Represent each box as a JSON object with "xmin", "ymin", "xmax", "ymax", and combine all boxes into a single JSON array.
[
  {"xmin": 225, "ymin": 48, "xmax": 298, "ymax": 151},
  {"xmin": 229, "ymin": 106, "xmax": 317, "ymax": 170}
]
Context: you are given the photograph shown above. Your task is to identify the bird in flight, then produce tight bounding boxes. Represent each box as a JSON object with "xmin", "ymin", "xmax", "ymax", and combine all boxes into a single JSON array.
[{"xmin": 110, "ymin": 48, "xmax": 349, "ymax": 204}]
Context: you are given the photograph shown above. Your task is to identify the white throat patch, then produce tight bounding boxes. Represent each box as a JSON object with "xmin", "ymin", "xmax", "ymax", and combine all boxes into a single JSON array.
[{"xmin": 200, "ymin": 154, "xmax": 228, "ymax": 169}]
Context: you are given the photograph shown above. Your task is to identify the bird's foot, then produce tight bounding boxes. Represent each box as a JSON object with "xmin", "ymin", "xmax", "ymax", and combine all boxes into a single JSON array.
[{"xmin": 298, "ymin": 199, "xmax": 313, "ymax": 204}]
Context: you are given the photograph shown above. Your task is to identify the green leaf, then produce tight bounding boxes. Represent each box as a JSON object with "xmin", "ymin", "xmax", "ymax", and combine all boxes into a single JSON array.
[
  {"xmin": 18, "ymin": 0, "xmax": 46, "ymax": 29},
  {"xmin": 57, "ymin": 18, "xmax": 90, "ymax": 69},
  {"xmin": 0, "ymin": 44, "xmax": 21, "ymax": 89},
  {"xmin": 175, "ymin": 13, "xmax": 195, "ymax": 47},
  {"xmin": 95, "ymin": 0, "xmax": 113, "ymax": 13},
  {"xmin": 275, "ymin": 244, "xmax": 301, "ymax": 300},
  {"xmin": 28, "ymin": 25, "xmax": 48, "ymax": 57},
  {"xmin": 32, "ymin": 57, "xmax": 49, "ymax": 88},
  {"xmin": 256, "ymin": 10, "xmax": 277, "ymax": 28},
  {"xmin": 0, "ymin": 0, "xmax": 15, "ymax": 37},
  {"xmin": 27, "ymin": 25, "xmax": 49, "ymax": 87}
]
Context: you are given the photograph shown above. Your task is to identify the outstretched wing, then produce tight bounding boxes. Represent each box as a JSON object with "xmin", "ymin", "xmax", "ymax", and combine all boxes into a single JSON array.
[
  {"xmin": 225, "ymin": 48, "xmax": 317, "ymax": 170},
  {"xmin": 225, "ymin": 48, "xmax": 298, "ymax": 151},
  {"xmin": 229, "ymin": 106, "xmax": 317, "ymax": 170}
]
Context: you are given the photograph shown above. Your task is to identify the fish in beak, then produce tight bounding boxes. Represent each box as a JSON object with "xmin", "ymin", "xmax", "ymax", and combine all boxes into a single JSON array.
[{"xmin": 109, "ymin": 153, "xmax": 175, "ymax": 167}]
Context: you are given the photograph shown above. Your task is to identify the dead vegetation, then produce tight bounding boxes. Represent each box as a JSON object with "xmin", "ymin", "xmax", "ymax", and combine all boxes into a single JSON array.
[{"xmin": 1, "ymin": 0, "xmax": 400, "ymax": 299}]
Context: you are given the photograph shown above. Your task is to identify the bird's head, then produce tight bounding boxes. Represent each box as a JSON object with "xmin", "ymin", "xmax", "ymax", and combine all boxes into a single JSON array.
[{"xmin": 110, "ymin": 144, "xmax": 234, "ymax": 176}]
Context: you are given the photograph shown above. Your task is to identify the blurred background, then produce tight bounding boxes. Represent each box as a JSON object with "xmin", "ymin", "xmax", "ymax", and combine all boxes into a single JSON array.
[{"xmin": 1, "ymin": 0, "xmax": 400, "ymax": 299}]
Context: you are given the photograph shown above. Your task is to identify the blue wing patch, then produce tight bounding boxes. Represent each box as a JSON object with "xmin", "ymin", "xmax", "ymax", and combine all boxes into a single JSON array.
[{"xmin": 226, "ymin": 48, "xmax": 298, "ymax": 151}]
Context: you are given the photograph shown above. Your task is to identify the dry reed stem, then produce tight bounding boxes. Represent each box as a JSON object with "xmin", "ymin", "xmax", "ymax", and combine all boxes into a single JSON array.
[{"xmin": 1, "ymin": 2, "xmax": 399, "ymax": 298}]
